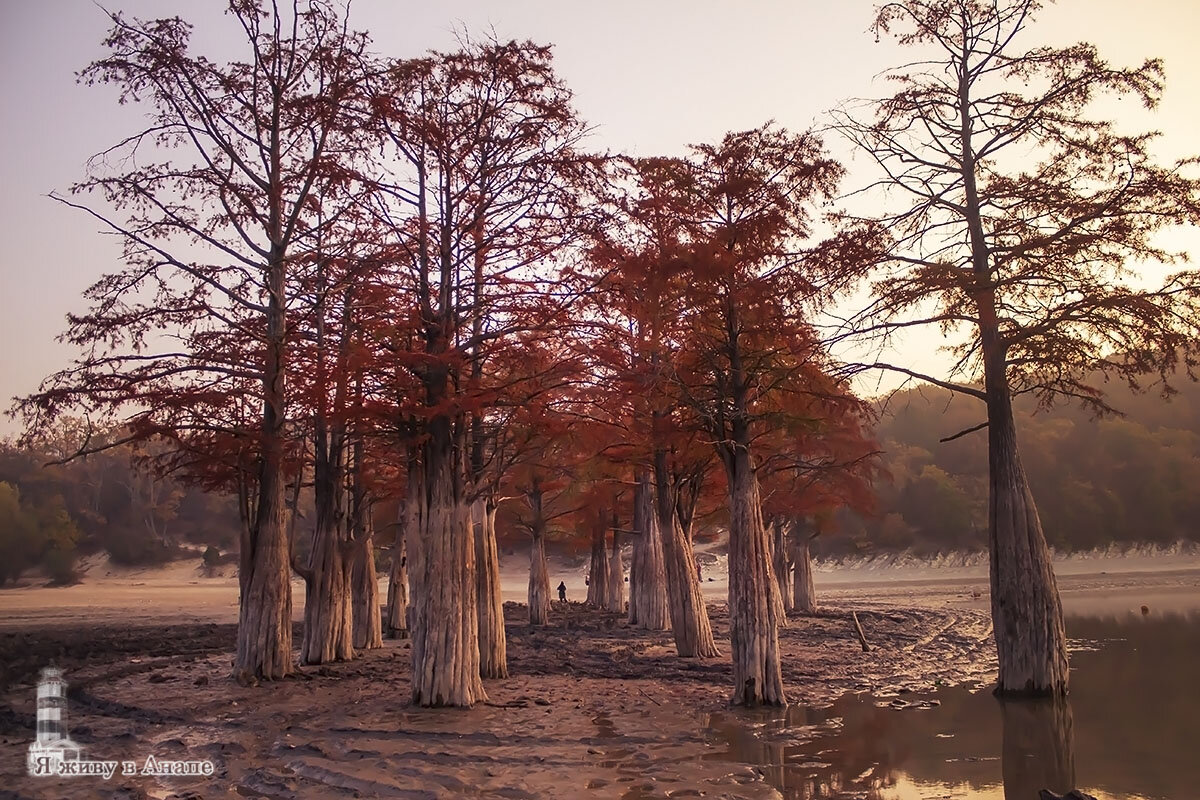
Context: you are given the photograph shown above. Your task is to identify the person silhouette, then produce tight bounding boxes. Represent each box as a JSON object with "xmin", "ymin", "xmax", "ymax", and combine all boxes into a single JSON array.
[{"xmin": 557, "ymin": 581, "xmax": 567, "ymax": 602}]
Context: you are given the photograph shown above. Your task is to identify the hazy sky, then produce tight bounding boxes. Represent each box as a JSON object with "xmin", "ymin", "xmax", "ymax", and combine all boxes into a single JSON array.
[{"xmin": 1, "ymin": 0, "xmax": 1198, "ymax": 436}]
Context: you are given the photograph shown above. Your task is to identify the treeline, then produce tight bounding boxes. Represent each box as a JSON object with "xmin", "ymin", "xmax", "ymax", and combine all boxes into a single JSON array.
[
  {"xmin": 837, "ymin": 378, "xmax": 1200, "ymax": 556},
  {"xmin": 8, "ymin": 368, "xmax": 1195, "ymax": 583},
  {"xmin": 0, "ymin": 424, "xmax": 242, "ymax": 582}
]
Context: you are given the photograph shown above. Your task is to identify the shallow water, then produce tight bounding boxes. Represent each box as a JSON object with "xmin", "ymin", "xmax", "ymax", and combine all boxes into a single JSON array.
[{"xmin": 706, "ymin": 608, "xmax": 1200, "ymax": 800}]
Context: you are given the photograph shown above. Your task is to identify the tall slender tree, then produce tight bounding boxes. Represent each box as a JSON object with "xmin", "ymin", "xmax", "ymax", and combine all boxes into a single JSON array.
[
  {"xmin": 755, "ymin": 374, "xmax": 880, "ymax": 615},
  {"xmin": 370, "ymin": 38, "xmax": 590, "ymax": 705},
  {"xmin": 291, "ymin": 253, "xmax": 359, "ymax": 665},
  {"xmin": 607, "ymin": 507, "xmax": 627, "ymax": 614},
  {"xmin": 666, "ymin": 125, "xmax": 873, "ymax": 705},
  {"xmin": 834, "ymin": 0, "xmax": 1200, "ymax": 694},
  {"xmin": 582, "ymin": 157, "xmax": 717, "ymax": 646},
  {"xmin": 17, "ymin": 1, "xmax": 371, "ymax": 684},
  {"xmin": 585, "ymin": 503, "xmax": 612, "ymax": 608},
  {"xmin": 347, "ymin": 431, "xmax": 385, "ymax": 650}
]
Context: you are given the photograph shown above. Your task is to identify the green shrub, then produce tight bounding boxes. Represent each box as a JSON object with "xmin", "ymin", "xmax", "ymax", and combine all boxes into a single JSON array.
[
  {"xmin": 0, "ymin": 482, "xmax": 36, "ymax": 584},
  {"xmin": 43, "ymin": 547, "xmax": 78, "ymax": 586}
]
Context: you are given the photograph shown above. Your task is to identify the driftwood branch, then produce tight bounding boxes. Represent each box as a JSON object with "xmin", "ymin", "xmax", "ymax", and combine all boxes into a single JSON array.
[
  {"xmin": 852, "ymin": 611, "xmax": 871, "ymax": 653},
  {"xmin": 637, "ymin": 686, "xmax": 663, "ymax": 706}
]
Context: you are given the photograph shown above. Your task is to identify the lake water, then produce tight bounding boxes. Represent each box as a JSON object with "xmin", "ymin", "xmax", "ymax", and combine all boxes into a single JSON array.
[{"xmin": 706, "ymin": 608, "xmax": 1200, "ymax": 800}]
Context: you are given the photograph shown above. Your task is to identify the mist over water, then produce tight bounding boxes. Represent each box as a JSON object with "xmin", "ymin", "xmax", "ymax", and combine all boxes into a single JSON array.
[{"xmin": 706, "ymin": 606, "xmax": 1200, "ymax": 800}]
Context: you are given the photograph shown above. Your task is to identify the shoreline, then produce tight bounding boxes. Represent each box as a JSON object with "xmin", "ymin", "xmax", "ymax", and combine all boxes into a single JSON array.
[{"xmin": 0, "ymin": 561, "xmax": 1195, "ymax": 631}]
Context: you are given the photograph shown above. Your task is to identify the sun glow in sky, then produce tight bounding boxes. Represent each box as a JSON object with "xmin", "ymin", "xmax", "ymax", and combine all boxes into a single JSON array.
[{"xmin": 1, "ymin": 0, "xmax": 1197, "ymax": 435}]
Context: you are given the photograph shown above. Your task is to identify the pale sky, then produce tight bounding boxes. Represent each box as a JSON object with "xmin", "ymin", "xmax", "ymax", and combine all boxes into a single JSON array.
[{"xmin": 1, "ymin": 0, "xmax": 1198, "ymax": 435}]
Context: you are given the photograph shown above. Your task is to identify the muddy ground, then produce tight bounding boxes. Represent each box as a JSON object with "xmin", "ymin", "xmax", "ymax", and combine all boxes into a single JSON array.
[
  {"xmin": 3, "ymin": 564, "xmax": 1196, "ymax": 799},
  {"xmin": 0, "ymin": 596, "xmax": 998, "ymax": 800}
]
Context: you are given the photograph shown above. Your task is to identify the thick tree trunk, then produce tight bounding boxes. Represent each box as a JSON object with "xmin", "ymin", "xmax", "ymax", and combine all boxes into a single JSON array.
[
  {"xmin": 1000, "ymin": 697, "xmax": 1075, "ymax": 800},
  {"xmin": 234, "ymin": 250, "xmax": 292, "ymax": 684},
  {"xmin": 475, "ymin": 497, "xmax": 507, "ymax": 678},
  {"xmin": 408, "ymin": 430, "xmax": 486, "ymax": 707},
  {"xmin": 630, "ymin": 471, "xmax": 670, "ymax": 631},
  {"xmin": 526, "ymin": 477, "xmax": 553, "ymax": 625},
  {"xmin": 960, "ymin": 73, "xmax": 1068, "ymax": 695},
  {"xmin": 792, "ymin": 533, "xmax": 817, "ymax": 615},
  {"xmin": 977, "ymin": 280, "xmax": 1067, "ymax": 694},
  {"xmin": 586, "ymin": 511, "xmax": 611, "ymax": 608},
  {"xmin": 300, "ymin": 454, "xmax": 354, "ymax": 665},
  {"xmin": 607, "ymin": 519, "xmax": 626, "ymax": 614},
  {"xmin": 234, "ymin": 463, "xmax": 292, "ymax": 683},
  {"xmin": 655, "ymin": 449, "xmax": 717, "ymax": 657},
  {"xmin": 726, "ymin": 450, "xmax": 786, "ymax": 706},
  {"xmin": 626, "ymin": 508, "xmax": 642, "ymax": 624},
  {"xmin": 771, "ymin": 517, "xmax": 793, "ymax": 616},
  {"xmin": 385, "ymin": 488, "xmax": 415, "ymax": 640},
  {"xmin": 301, "ymin": 521, "xmax": 354, "ymax": 664},
  {"xmin": 349, "ymin": 434, "xmax": 381, "ymax": 651},
  {"xmin": 385, "ymin": 526, "xmax": 408, "ymax": 639},
  {"xmin": 528, "ymin": 528, "xmax": 551, "ymax": 625},
  {"xmin": 351, "ymin": 517, "xmax": 382, "ymax": 650},
  {"xmin": 987, "ymin": 397, "xmax": 1069, "ymax": 695}
]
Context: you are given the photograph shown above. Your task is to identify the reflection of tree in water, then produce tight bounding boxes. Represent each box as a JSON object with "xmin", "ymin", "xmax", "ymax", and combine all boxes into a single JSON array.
[
  {"xmin": 710, "ymin": 694, "xmax": 1070, "ymax": 799},
  {"xmin": 706, "ymin": 702, "xmax": 908, "ymax": 798},
  {"xmin": 711, "ymin": 690, "xmax": 1075, "ymax": 798},
  {"xmin": 1000, "ymin": 696, "xmax": 1075, "ymax": 800},
  {"xmin": 706, "ymin": 614, "xmax": 1199, "ymax": 799}
]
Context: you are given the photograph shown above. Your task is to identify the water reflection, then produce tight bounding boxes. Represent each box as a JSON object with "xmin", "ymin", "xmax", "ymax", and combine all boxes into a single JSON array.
[
  {"xmin": 1000, "ymin": 696, "xmax": 1074, "ymax": 800},
  {"xmin": 705, "ymin": 610, "xmax": 1200, "ymax": 800},
  {"xmin": 706, "ymin": 691, "xmax": 1000, "ymax": 798}
]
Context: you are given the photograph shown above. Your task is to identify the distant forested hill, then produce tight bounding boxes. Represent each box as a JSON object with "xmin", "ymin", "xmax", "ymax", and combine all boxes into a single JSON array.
[
  {"xmin": 0, "ymin": 427, "xmax": 243, "ymax": 583},
  {"xmin": 5, "ymin": 374, "xmax": 1197, "ymax": 582},
  {"xmin": 833, "ymin": 377, "xmax": 1200, "ymax": 555}
]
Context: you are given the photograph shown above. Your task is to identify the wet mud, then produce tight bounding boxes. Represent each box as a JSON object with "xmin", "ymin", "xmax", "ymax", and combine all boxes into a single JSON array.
[{"xmin": 0, "ymin": 601, "xmax": 995, "ymax": 799}]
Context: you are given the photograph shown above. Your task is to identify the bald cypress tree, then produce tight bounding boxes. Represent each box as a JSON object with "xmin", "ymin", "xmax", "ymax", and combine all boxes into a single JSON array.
[{"xmin": 835, "ymin": 0, "xmax": 1200, "ymax": 694}]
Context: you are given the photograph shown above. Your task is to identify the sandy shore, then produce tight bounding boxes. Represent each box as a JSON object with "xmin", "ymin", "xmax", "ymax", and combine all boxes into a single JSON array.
[
  {"xmin": 0, "ymin": 562, "xmax": 1196, "ymax": 799},
  {"xmin": 2, "ymin": 549, "xmax": 1195, "ymax": 630}
]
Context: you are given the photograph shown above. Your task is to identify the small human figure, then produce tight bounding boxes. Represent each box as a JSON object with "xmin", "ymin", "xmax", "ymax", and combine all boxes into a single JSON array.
[{"xmin": 557, "ymin": 581, "xmax": 567, "ymax": 602}]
